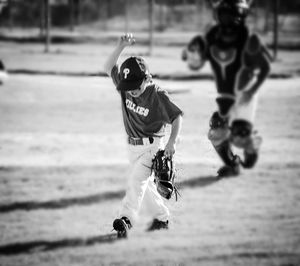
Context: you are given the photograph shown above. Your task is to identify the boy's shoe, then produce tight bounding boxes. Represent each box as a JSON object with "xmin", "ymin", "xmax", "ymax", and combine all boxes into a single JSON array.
[
  {"xmin": 241, "ymin": 150, "xmax": 258, "ymax": 169},
  {"xmin": 147, "ymin": 219, "xmax": 169, "ymax": 231},
  {"xmin": 113, "ymin": 216, "xmax": 132, "ymax": 238},
  {"xmin": 217, "ymin": 155, "xmax": 241, "ymax": 177}
]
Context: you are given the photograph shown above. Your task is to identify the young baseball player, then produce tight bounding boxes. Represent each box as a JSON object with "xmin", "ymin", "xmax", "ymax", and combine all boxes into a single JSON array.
[
  {"xmin": 182, "ymin": 0, "xmax": 271, "ymax": 177},
  {"xmin": 103, "ymin": 33, "xmax": 183, "ymax": 237}
]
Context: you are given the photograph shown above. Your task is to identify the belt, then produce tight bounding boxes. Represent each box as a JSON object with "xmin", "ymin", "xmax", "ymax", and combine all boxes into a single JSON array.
[{"xmin": 128, "ymin": 136, "xmax": 154, "ymax": 145}]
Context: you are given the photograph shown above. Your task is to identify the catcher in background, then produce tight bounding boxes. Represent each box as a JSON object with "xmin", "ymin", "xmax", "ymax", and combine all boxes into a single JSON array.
[
  {"xmin": 182, "ymin": 0, "xmax": 271, "ymax": 177},
  {"xmin": 103, "ymin": 33, "xmax": 183, "ymax": 238}
]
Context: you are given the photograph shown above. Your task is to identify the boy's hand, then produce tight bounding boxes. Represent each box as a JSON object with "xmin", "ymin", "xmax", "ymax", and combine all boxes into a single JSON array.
[
  {"xmin": 118, "ymin": 33, "xmax": 136, "ymax": 48},
  {"xmin": 164, "ymin": 141, "xmax": 176, "ymax": 159}
]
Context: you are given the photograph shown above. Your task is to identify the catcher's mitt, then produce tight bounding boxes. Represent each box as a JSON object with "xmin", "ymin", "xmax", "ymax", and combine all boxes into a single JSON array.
[
  {"xmin": 151, "ymin": 150, "xmax": 180, "ymax": 200},
  {"xmin": 182, "ymin": 35, "xmax": 206, "ymax": 71}
]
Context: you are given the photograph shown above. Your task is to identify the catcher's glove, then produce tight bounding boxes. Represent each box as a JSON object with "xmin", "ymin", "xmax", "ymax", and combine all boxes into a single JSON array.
[
  {"xmin": 182, "ymin": 35, "xmax": 206, "ymax": 71},
  {"xmin": 151, "ymin": 150, "xmax": 180, "ymax": 200}
]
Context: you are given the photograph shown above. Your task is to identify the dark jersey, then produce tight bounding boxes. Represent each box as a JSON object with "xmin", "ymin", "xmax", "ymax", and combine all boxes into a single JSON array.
[{"xmin": 111, "ymin": 65, "xmax": 183, "ymax": 138}]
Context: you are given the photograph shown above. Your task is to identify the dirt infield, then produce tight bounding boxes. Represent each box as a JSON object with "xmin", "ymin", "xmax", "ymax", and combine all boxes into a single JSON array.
[
  {"xmin": 0, "ymin": 72, "xmax": 300, "ymax": 265},
  {"xmin": 0, "ymin": 39, "xmax": 300, "ymax": 265}
]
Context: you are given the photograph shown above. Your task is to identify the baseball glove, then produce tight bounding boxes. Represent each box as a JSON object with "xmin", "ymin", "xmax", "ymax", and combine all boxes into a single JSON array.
[
  {"xmin": 182, "ymin": 35, "xmax": 206, "ymax": 71},
  {"xmin": 151, "ymin": 150, "xmax": 180, "ymax": 200}
]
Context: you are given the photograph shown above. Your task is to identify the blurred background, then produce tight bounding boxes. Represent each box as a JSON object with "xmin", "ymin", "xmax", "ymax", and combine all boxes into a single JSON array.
[
  {"xmin": 0, "ymin": 1, "xmax": 299, "ymax": 265},
  {"xmin": 0, "ymin": 0, "xmax": 299, "ymax": 54},
  {"xmin": 0, "ymin": 0, "xmax": 300, "ymax": 32}
]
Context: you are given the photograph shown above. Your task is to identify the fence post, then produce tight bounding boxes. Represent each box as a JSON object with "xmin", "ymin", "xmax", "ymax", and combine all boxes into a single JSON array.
[
  {"xmin": 148, "ymin": 0, "xmax": 154, "ymax": 56},
  {"xmin": 125, "ymin": 0, "xmax": 129, "ymax": 32},
  {"xmin": 39, "ymin": 0, "xmax": 45, "ymax": 36},
  {"xmin": 45, "ymin": 0, "xmax": 51, "ymax": 53},
  {"xmin": 7, "ymin": 0, "xmax": 13, "ymax": 30},
  {"xmin": 273, "ymin": 0, "xmax": 279, "ymax": 60},
  {"xmin": 69, "ymin": 0, "xmax": 74, "ymax": 31}
]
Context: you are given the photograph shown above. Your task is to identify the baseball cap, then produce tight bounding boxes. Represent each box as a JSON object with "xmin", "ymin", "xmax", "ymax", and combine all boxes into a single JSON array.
[{"xmin": 117, "ymin": 56, "xmax": 149, "ymax": 91}]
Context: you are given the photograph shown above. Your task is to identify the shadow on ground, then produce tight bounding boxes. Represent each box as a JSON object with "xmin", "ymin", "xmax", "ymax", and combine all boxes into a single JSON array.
[
  {"xmin": 0, "ymin": 175, "xmax": 222, "ymax": 213},
  {"xmin": 0, "ymin": 191, "xmax": 125, "ymax": 213},
  {"xmin": 0, "ymin": 234, "xmax": 119, "ymax": 256},
  {"xmin": 1, "ymin": 234, "xmax": 298, "ymax": 261},
  {"xmin": 178, "ymin": 175, "xmax": 221, "ymax": 188},
  {"xmin": 0, "ymin": 176, "xmax": 223, "ymax": 255}
]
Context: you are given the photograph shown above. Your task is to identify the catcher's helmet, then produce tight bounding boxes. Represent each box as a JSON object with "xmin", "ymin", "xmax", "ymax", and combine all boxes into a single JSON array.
[{"xmin": 215, "ymin": 0, "xmax": 249, "ymax": 28}]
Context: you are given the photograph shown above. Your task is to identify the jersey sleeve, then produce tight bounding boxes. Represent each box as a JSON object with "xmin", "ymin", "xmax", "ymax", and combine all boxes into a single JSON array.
[
  {"xmin": 110, "ymin": 64, "xmax": 120, "ymax": 88},
  {"xmin": 157, "ymin": 88, "xmax": 183, "ymax": 124}
]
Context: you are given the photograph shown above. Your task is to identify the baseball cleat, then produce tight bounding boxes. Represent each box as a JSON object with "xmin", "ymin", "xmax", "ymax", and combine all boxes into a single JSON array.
[
  {"xmin": 113, "ymin": 217, "xmax": 132, "ymax": 238},
  {"xmin": 241, "ymin": 150, "xmax": 258, "ymax": 168},
  {"xmin": 217, "ymin": 164, "xmax": 240, "ymax": 177},
  {"xmin": 147, "ymin": 219, "xmax": 169, "ymax": 231},
  {"xmin": 241, "ymin": 135, "xmax": 262, "ymax": 168},
  {"xmin": 217, "ymin": 155, "xmax": 241, "ymax": 177}
]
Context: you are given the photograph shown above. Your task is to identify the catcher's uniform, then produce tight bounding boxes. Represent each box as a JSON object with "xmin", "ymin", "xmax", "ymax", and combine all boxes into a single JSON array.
[
  {"xmin": 185, "ymin": 25, "xmax": 270, "ymax": 122},
  {"xmin": 111, "ymin": 65, "xmax": 182, "ymax": 225},
  {"xmin": 183, "ymin": 21, "xmax": 271, "ymax": 175}
]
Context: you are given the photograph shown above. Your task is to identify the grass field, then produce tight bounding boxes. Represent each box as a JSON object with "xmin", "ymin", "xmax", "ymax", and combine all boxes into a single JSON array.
[{"xmin": 0, "ymin": 40, "xmax": 300, "ymax": 266}]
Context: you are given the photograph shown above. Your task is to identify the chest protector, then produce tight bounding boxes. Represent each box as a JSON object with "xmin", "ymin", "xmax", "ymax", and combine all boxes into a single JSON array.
[
  {"xmin": 206, "ymin": 25, "xmax": 262, "ymax": 116},
  {"xmin": 206, "ymin": 25, "xmax": 249, "ymax": 95}
]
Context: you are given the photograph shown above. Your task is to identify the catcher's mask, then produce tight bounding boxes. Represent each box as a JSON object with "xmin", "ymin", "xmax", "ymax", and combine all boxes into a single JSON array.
[{"xmin": 215, "ymin": 0, "xmax": 249, "ymax": 28}]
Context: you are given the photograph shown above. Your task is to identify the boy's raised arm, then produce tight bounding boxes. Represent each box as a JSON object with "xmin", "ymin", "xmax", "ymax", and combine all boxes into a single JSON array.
[{"xmin": 103, "ymin": 33, "xmax": 135, "ymax": 77}]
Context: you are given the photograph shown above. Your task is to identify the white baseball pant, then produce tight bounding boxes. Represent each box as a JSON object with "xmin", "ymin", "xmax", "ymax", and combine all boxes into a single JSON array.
[
  {"xmin": 229, "ymin": 92, "xmax": 259, "ymax": 125},
  {"xmin": 118, "ymin": 137, "xmax": 170, "ymax": 225}
]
